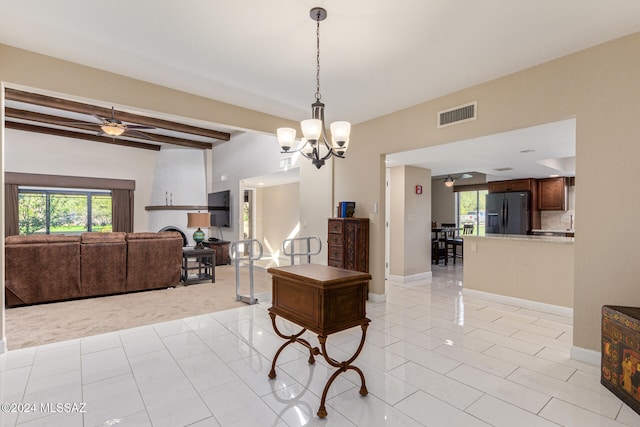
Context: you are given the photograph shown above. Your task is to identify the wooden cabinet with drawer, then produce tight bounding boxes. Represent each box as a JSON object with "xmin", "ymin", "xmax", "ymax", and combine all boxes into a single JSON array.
[{"xmin": 327, "ymin": 218, "xmax": 369, "ymax": 273}]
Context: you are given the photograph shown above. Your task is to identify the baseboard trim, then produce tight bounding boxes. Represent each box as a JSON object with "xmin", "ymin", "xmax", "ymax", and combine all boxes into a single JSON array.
[
  {"xmin": 368, "ymin": 292, "xmax": 386, "ymax": 303},
  {"xmin": 570, "ymin": 345, "xmax": 601, "ymax": 366},
  {"xmin": 462, "ymin": 288, "xmax": 573, "ymax": 317},
  {"xmin": 387, "ymin": 272, "xmax": 432, "ymax": 283}
]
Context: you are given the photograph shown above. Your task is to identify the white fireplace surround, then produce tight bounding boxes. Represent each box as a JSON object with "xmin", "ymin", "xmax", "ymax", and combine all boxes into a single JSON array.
[{"xmin": 148, "ymin": 148, "xmax": 209, "ymax": 247}]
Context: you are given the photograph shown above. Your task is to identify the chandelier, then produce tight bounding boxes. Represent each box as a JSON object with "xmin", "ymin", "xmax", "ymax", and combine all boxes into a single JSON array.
[{"xmin": 277, "ymin": 7, "xmax": 351, "ymax": 169}]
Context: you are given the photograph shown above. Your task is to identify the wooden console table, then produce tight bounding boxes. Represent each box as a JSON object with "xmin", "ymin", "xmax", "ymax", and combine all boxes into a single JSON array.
[{"xmin": 266, "ymin": 264, "xmax": 371, "ymax": 418}]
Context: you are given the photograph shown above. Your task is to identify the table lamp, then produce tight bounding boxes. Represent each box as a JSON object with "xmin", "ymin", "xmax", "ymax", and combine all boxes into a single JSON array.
[{"xmin": 187, "ymin": 212, "xmax": 211, "ymax": 249}]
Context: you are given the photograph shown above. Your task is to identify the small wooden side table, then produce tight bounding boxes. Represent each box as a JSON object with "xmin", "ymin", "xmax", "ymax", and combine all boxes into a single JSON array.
[
  {"xmin": 267, "ymin": 264, "xmax": 371, "ymax": 418},
  {"xmin": 181, "ymin": 247, "xmax": 215, "ymax": 284}
]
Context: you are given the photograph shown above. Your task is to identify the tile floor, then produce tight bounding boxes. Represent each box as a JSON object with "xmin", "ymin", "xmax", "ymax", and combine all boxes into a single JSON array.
[{"xmin": 2, "ymin": 264, "xmax": 639, "ymax": 426}]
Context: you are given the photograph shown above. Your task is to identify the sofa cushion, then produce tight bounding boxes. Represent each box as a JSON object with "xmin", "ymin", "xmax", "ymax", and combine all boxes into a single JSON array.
[
  {"xmin": 5, "ymin": 235, "xmax": 81, "ymax": 306},
  {"xmin": 5, "ymin": 234, "xmax": 80, "ymax": 245},
  {"xmin": 126, "ymin": 231, "xmax": 181, "ymax": 241},
  {"xmin": 125, "ymin": 232, "xmax": 182, "ymax": 292},
  {"xmin": 81, "ymin": 231, "xmax": 126, "ymax": 243},
  {"xmin": 80, "ymin": 232, "xmax": 127, "ymax": 297}
]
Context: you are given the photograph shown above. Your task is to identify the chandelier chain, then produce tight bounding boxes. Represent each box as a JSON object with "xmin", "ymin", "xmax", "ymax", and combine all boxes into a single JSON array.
[{"xmin": 315, "ymin": 17, "xmax": 321, "ymax": 102}]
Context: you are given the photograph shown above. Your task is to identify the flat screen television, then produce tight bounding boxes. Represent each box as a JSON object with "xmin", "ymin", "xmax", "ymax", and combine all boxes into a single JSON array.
[{"xmin": 208, "ymin": 190, "xmax": 230, "ymax": 227}]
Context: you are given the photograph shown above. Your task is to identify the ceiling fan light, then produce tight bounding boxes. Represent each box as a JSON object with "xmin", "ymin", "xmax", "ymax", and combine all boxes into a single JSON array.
[
  {"xmin": 301, "ymin": 119, "xmax": 322, "ymax": 143},
  {"xmin": 101, "ymin": 124, "xmax": 125, "ymax": 136},
  {"xmin": 444, "ymin": 176, "xmax": 455, "ymax": 187},
  {"xmin": 277, "ymin": 127, "xmax": 296, "ymax": 151}
]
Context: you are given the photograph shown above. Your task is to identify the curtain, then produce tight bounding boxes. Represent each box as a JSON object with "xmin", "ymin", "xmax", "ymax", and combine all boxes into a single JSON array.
[
  {"xmin": 4, "ymin": 183, "xmax": 19, "ymax": 236},
  {"xmin": 112, "ymin": 189, "xmax": 133, "ymax": 233}
]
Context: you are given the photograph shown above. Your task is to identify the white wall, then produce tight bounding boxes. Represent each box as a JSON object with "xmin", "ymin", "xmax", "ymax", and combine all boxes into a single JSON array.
[
  {"xmin": 211, "ymin": 131, "xmax": 284, "ymax": 243},
  {"xmin": 4, "ymin": 129, "xmax": 157, "ymax": 232},
  {"xmin": 258, "ymin": 182, "xmax": 300, "ymax": 261}
]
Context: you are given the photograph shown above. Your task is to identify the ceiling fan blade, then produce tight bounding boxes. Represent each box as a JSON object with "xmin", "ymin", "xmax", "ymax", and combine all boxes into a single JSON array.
[
  {"xmin": 91, "ymin": 113, "xmax": 110, "ymax": 124},
  {"xmin": 125, "ymin": 124, "xmax": 156, "ymax": 130},
  {"xmin": 48, "ymin": 120, "xmax": 100, "ymax": 126},
  {"xmin": 123, "ymin": 129, "xmax": 153, "ymax": 140}
]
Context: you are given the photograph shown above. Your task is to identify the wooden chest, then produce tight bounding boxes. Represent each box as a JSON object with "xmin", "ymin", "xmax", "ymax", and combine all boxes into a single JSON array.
[
  {"xmin": 267, "ymin": 264, "xmax": 371, "ymax": 336},
  {"xmin": 601, "ymin": 305, "xmax": 640, "ymax": 414}
]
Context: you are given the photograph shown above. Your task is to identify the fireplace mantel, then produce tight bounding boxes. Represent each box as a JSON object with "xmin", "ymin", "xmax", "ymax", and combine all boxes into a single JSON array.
[{"xmin": 145, "ymin": 205, "xmax": 211, "ymax": 211}]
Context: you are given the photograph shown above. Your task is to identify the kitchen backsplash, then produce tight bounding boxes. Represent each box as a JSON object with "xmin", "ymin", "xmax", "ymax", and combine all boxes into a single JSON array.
[{"xmin": 541, "ymin": 210, "xmax": 575, "ymax": 231}]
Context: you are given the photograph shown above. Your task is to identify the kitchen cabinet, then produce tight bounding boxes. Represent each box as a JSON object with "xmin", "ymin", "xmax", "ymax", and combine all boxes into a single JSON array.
[
  {"xmin": 537, "ymin": 177, "xmax": 568, "ymax": 210},
  {"xmin": 487, "ymin": 178, "xmax": 535, "ymax": 193},
  {"xmin": 327, "ymin": 218, "xmax": 369, "ymax": 272}
]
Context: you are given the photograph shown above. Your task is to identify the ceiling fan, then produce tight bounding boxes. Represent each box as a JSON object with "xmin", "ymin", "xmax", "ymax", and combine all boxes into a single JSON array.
[
  {"xmin": 444, "ymin": 173, "xmax": 473, "ymax": 187},
  {"xmin": 53, "ymin": 107, "xmax": 156, "ymax": 140},
  {"xmin": 93, "ymin": 107, "xmax": 155, "ymax": 139}
]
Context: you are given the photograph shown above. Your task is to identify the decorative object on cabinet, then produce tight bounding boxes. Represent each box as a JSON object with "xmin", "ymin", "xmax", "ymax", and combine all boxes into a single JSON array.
[
  {"xmin": 327, "ymin": 218, "xmax": 369, "ymax": 273},
  {"xmin": 338, "ymin": 201, "xmax": 356, "ymax": 218},
  {"xmin": 276, "ymin": 7, "xmax": 351, "ymax": 169},
  {"xmin": 187, "ymin": 212, "xmax": 211, "ymax": 249},
  {"xmin": 601, "ymin": 305, "xmax": 640, "ymax": 415},
  {"xmin": 537, "ymin": 177, "xmax": 568, "ymax": 210}
]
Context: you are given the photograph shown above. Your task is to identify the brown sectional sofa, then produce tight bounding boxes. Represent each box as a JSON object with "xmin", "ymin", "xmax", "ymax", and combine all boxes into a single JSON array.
[{"xmin": 4, "ymin": 231, "xmax": 182, "ymax": 307}]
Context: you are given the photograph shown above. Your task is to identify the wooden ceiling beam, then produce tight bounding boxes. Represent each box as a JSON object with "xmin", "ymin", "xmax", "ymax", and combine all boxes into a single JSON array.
[
  {"xmin": 5, "ymin": 121, "xmax": 161, "ymax": 151},
  {"xmin": 6, "ymin": 108, "xmax": 214, "ymax": 150},
  {"xmin": 5, "ymin": 88, "xmax": 231, "ymax": 141}
]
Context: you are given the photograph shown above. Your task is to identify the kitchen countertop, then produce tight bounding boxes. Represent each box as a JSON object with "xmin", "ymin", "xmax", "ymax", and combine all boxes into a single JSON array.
[
  {"xmin": 531, "ymin": 229, "xmax": 574, "ymax": 233},
  {"xmin": 466, "ymin": 234, "xmax": 575, "ymax": 244}
]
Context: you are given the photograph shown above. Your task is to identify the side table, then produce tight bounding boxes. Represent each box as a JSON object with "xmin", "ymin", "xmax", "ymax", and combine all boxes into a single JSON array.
[
  {"xmin": 203, "ymin": 240, "xmax": 231, "ymax": 265},
  {"xmin": 267, "ymin": 264, "xmax": 371, "ymax": 418},
  {"xmin": 181, "ymin": 247, "xmax": 215, "ymax": 284}
]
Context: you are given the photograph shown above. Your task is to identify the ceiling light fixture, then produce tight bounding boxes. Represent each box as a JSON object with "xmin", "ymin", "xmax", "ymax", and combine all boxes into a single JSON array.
[
  {"xmin": 276, "ymin": 7, "xmax": 350, "ymax": 169},
  {"xmin": 100, "ymin": 123, "xmax": 126, "ymax": 136},
  {"xmin": 444, "ymin": 176, "xmax": 455, "ymax": 187}
]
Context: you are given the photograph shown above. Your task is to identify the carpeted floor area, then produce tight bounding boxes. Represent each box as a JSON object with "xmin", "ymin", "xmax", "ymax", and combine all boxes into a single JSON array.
[{"xmin": 4, "ymin": 265, "xmax": 273, "ymax": 350}]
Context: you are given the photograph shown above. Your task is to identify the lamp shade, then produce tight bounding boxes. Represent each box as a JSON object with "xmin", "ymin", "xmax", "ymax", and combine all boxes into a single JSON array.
[
  {"xmin": 301, "ymin": 119, "xmax": 322, "ymax": 142},
  {"xmin": 330, "ymin": 121, "xmax": 351, "ymax": 148},
  {"xmin": 101, "ymin": 124, "xmax": 126, "ymax": 136},
  {"xmin": 277, "ymin": 127, "xmax": 296, "ymax": 151},
  {"xmin": 444, "ymin": 176, "xmax": 455, "ymax": 187},
  {"xmin": 187, "ymin": 212, "xmax": 211, "ymax": 228}
]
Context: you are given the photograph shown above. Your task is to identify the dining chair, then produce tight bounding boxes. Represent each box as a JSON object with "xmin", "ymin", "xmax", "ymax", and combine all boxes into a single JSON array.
[{"xmin": 447, "ymin": 223, "xmax": 474, "ymax": 264}]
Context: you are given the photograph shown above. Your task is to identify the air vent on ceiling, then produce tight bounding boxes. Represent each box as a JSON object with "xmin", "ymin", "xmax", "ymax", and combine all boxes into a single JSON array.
[
  {"xmin": 493, "ymin": 167, "xmax": 514, "ymax": 172},
  {"xmin": 438, "ymin": 101, "xmax": 477, "ymax": 128}
]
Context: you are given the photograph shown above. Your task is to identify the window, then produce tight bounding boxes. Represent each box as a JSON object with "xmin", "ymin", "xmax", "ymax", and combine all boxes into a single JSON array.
[
  {"xmin": 457, "ymin": 189, "xmax": 487, "ymax": 236},
  {"xmin": 18, "ymin": 188, "xmax": 112, "ymax": 235}
]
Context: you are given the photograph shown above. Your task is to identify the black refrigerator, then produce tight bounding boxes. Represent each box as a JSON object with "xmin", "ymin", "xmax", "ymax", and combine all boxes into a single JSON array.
[{"xmin": 485, "ymin": 191, "xmax": 531, "ymax": 235}]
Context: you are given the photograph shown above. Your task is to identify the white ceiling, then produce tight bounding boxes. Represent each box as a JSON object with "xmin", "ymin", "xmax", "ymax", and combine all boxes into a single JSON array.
[
  {"xmin": 1, "ymin": 1, "xmax": 639, "ymax": 126},
  {"xmin": 1, "ymin": 1, "xmax": 637, "ymax": 183}
]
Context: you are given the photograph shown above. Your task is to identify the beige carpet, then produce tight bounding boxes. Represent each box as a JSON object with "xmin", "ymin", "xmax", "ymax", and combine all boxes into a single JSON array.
[{"xmin": 4, "ymin": 265, "xmax": 273, "ymax": 350}]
